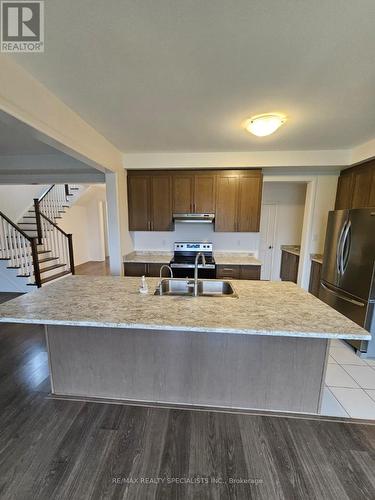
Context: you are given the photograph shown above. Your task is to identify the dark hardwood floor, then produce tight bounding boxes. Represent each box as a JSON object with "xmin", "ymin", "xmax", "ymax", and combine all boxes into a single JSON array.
[
  {"xmin": 0, "ymin": 292, "xmax": 375, "ymax": 499},
  {"xmin": 75, "ymin": 258, "xmax": 111, "ymax": 276}
]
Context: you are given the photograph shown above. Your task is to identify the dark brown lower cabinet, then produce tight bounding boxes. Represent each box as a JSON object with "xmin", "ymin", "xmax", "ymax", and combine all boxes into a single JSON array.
[
  {"xmin": 216, "ymin": 265, "xmax": 261, "ymax": 280},
  {"xmin": 124, "ymin": 262, "xmax": 166, "ymax": 277},
  {"xmin": 280, "ymin": 250, "xmax": 299, "ymax": 283},
  {"xmin": 125, "ymin": 262, "xmax": 261, "ymax": 280},
  {"xmin": 309, "ymin": 260, "xmax": 322, "ymax": 298}
]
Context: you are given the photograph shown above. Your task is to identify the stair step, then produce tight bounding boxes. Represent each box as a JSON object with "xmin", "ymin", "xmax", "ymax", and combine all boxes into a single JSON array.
[
  {"xmin": 38, "ymin": 257, "xmax": 58, "ymax": 264},
  {"xmin": 39, "ymin": 263, "xmax": 66, "ymax": 274},
  {"xmin": 40, "ymin": 270, "xmax": 71, "ymax": 285}
]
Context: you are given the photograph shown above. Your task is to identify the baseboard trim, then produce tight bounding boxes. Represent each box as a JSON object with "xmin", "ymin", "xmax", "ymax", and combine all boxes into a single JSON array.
[{"xmin": 47, "ymin": 392, "xmax": 375, "ymax": 426}]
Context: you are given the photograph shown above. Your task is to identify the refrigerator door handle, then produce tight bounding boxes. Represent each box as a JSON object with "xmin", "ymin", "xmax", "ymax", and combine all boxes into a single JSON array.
[
  {"xmin": 336, "ymin": 222, "xmax": 346, "ymax": 276},
  {"xmin": 321, "ymin": 283, "xmax": 366, "ymax": 307},
  {"xmin": 341, "ymin": 220, "xmax": 351, "ymax": 275}
]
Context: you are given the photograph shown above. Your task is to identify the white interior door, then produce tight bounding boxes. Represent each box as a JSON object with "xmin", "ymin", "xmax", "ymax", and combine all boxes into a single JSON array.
[{"xmin": 259, "ymin": 204, "xmax": 278, "ymax": 280}]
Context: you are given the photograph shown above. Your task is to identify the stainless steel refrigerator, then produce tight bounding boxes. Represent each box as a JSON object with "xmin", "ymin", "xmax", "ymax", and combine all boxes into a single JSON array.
[{"xmin": 319, "ymin": 208, "xmax": 375, "ymax": 357}]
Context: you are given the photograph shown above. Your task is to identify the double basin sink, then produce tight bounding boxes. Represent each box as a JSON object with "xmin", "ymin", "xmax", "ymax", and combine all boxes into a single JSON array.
[{"xmin": 154, "ymin": 278, "xmax": 238, "ymax": 298}]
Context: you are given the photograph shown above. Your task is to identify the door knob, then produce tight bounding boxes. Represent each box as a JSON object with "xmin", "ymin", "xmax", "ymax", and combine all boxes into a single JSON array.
[{"xmin": 268, "ymin": 245, "xmax": 273, "ymax": 249}]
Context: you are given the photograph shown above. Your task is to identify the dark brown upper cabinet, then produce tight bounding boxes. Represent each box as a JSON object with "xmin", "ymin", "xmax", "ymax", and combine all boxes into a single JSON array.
[
  {"xmin": 127, "ymin": 172, "xmax": 173, "ymax": 231},
  {"xmin": 215, "ymin": 170, "xmax": 262, "ymax": 232},
  {"xmin": 194, "ymin": 174, "xmax": 216, "ymax": 213},
  {"xmin": 335, "ymin": 159, "xmax": 375, "ymax": 210},
  {"xmin": 237, "ymin": 172, "xmax": 262, "ymax": 232},
  {"xmin": 215, "ymin": 173, "xmax": 238, "ymax": 232},
  {"xmin": 128, "ymin": 168, "xmax": 263, "ymax": 232},
  {"xmin": 172, "ymin": 172, "xmax": 216, "ymax": 213},
  {"xmin": 127, "ymin": 174, "xmax": 150, "ymax": 231},
  {"xmin": 172, "ymin": 174, "xmax": 194, "ymax": 213}
]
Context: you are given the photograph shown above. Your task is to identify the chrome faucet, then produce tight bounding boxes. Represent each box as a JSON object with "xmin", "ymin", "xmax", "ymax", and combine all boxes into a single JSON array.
[
  {"xmin": 193, "ymin": 252, "xmax": 206, "ymax": 296},
  {"xmin": 158, "ymin": 265, "xmax": 173, "ymax": 295}
]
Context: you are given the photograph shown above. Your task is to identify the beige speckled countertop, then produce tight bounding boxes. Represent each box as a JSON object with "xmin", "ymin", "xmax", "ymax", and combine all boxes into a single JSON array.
[
  {"xmin": 214, "ymin": 253, "xmax": 262, "ymax": 266},
  {"xmin": 0, "ymin": 276, "xmax": 369, "ymax": 340},
  {"xmin": 281, "ymin": 245, "xmax": 301, "ymax": 256},
  {"xmin": 310, "ymin": 253, "xmax": 323, "ymax": 264},
  {"xmin": 124, "ymin": 251, "xmax": 172, "ymax": 264}
]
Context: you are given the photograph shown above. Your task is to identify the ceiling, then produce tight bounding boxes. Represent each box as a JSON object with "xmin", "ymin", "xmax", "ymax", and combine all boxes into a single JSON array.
[
  {"xmin": 0, "ymin": 120, "xmax": 57, "ymax": 155},
  {"xmin": 11, "ymin": 0, "xmax": 375, "ymax": 153}
]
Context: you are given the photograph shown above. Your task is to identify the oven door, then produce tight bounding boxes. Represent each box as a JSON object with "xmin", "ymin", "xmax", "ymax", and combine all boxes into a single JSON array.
[{"xmin": 170, "ymin": 265, "xmax": 216, "ymax": 279}]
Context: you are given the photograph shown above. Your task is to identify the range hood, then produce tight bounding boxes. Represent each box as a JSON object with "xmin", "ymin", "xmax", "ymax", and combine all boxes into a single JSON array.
[{"xmin": 173, "ymin": 213, "xmax": 215, "ymax": 224}]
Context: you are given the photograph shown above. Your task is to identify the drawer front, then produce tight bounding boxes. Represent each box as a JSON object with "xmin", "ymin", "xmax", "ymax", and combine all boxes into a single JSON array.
[
  {"xmin": 240, "ymin": 265, "xmax": 261, "ymax": 280},
  {"xmin": 216, "ymin": 265, "xmax": 240, "ymax": 279}
]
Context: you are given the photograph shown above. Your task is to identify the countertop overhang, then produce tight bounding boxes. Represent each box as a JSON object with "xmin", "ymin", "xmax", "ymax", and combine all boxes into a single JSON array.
[{"xmin": 0, "ymin": 276, "xmax": 369, "ymax": 340}]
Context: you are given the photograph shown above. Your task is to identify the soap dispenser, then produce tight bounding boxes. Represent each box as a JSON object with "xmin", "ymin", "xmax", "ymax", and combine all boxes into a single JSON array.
[{"xmin": 139, "ymin": 275, "xmax": 148, "ymax": 294}]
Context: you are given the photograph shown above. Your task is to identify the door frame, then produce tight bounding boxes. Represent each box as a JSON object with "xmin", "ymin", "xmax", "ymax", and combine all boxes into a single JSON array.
[{"xmin": 263, "ymin": 176, "xmax": 317, "ymax": 290}]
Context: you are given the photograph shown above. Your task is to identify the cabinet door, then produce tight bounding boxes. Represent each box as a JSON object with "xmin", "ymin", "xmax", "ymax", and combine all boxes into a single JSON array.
[
  {"xmin": 289, "ymin": 254, "xmax": 299, "ymax": 283},
  {"xmin": 237, "ymin": 173, "xmax": 263, "ymax": 232},
  {"xmin": 240, "ymin": 265, "xmax": 261, "ymax": 280},
  {"xmin": 215, "ymin": 174, "xmax": 238, "ymax": 232},
  {"xmin": 148, "ymin": 263, "xmax": 164, "ymax": 277},
  {"xmin": 280, "ymin": 251, "xmax": 290, "ymax": 281},
  {"xmin": 351, "ymin": 168, "xmax": 372, "ymax": 208},
  {"xmin": 150, "ymin": 175, "xmax": 173, "ymax": 231},
  {"xmin": 172, "ymin": 174, "xmax": 194, "ymax": 213},
  {"xmin": 309, "ymin": 261, "xmax": 322, "ymax": 298},
  {"xmin": 124, "ymin": 263, "xmax": 147, "ymax": 276},
  {"xmin": 369, "ymin": 170, "xmax": 375, "ymax": 207},
  {"xmin": 194, "ymin": 174, "xmax": 216, "ymax": 213},
  {"xmin": 335, "ymin": 172, "xmax": 353, "ymax": 210},
  {"xmin": 127, "ymin": 175, "xmax": 150, "ymax": 231}
]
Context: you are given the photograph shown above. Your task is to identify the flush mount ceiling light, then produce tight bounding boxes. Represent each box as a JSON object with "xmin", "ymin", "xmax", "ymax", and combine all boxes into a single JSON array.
[{"xmin": 245, "ymin": 113, "xmax": 286, "ymax": 137}]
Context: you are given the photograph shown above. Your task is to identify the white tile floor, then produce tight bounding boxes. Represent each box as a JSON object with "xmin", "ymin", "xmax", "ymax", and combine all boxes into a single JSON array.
[{"xmin": 320, "ymin": 339, "xmax": 375, "ymax": 420}]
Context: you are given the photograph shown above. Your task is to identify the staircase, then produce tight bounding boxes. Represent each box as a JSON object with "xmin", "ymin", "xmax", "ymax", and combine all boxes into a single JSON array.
[{"xmin": 0, "ymin": 184, "xmax": 84, "ymax": 292}]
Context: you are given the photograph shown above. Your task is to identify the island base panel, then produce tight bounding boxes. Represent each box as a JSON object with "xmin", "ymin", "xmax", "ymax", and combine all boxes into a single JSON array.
[{"xmin": 46, "ymin": 325, "xmax": 328, "ymax": 414}]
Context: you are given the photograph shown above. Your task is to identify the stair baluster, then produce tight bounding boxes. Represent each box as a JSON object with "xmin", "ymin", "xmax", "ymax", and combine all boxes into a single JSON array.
[{"xmin": 0, "ymin": 211, "xmax": 41, "ymax": 287}]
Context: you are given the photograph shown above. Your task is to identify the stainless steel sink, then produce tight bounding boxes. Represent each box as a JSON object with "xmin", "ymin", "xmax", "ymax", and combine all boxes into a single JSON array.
[
  {"xmin": 154, "ymin": 278, "xmax": 193, "ymax": 296},
  {"xmin": 198, "ymin": 280, "xmax": 237, "ymax": 296},
  {"xmin": 154, "ymin": 279, "xmax": 238, "ymax": 297}
]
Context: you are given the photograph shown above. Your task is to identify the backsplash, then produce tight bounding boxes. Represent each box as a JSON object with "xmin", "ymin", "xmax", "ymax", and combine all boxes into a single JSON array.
[{"xmin": 131, "ymin": 223, "xmax": 260, "ymax": 254}]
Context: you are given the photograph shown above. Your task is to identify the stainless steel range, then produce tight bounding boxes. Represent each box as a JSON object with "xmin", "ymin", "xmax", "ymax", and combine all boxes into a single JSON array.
[{"xmin": 169, "ymin": 242, "xmax": 216, "ymax": 279}]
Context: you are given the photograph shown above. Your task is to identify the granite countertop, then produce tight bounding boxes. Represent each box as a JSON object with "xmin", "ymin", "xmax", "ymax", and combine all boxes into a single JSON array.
[
  {"xmin": 310, "ymin": 253, "xmax": 323, "ymax": 264},
  {"xmin": 281, "ymin": 245, "xmax": 301, "ymax": 256},
  {"xmin": 0, "ymin": 276, "xmax": 369, "ymax": 340},
  {"xmin": 214, "ymin": 253, "xmax": 262, "ymax": 266},
  {"xmin": 124, "ymin": 251, "xmax": 172, "ymax": 264}
]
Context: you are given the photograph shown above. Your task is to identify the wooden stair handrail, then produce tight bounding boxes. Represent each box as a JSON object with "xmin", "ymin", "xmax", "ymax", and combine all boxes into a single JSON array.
[
  {"xmin": 0, "ymin": 210, "xmax": 42, "ymax": 287},
  {"xmin": 39, "ymin": 212, "xmax": 75, "ymax": 275},
  {"xmin": 39, "ymin": 212, "xmax": 70, "ymax": 237},
  {"xmin": 38, "ymin": 184, "xmax": 55, "ymax": 202},
  {"xmin": 0, "ymin": 210, "xmax": 33, "ymax": 241}
]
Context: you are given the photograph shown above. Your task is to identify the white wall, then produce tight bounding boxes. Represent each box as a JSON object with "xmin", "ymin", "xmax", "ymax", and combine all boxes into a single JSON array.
[
  {"xmin": 261, "ymin": 182, "xmax": 306, "ymax": 280},
  {"xmin": 310, "ymin": 175, "xmax": 338, "ymax": 254},
  {"xmin": 132, "ymin": 225, "xmax": 259, "ymax": 254},
  {"xmin": 59, "ymin": 185, "xmax": 108, "ymax": 266},
  {"xmin": 0, "ymin": 184, "xmax": 47, "ymax": 221}
]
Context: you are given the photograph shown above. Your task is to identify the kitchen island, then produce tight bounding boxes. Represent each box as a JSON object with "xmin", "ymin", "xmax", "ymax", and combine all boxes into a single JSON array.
[{"xmin": 0, "ymin": 276, "xmax": 369, "ymax": 414}]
